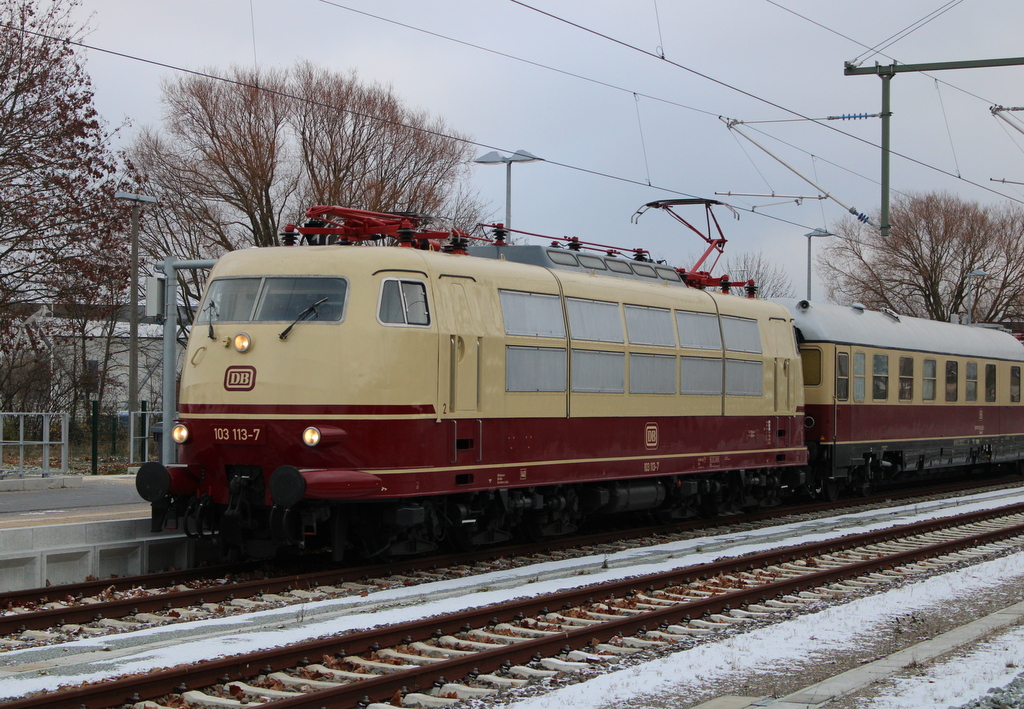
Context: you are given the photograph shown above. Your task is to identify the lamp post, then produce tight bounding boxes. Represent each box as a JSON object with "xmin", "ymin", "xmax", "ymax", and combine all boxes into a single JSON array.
[
  {"xmin": 473, "ymin": 150, "xmax": 542, "ymax": 230},
  {"xmin": 965, "ymin": 268, "xmax": 988, "ymax": 324},
  {"xmin": 804, "ymin": 228, "xmax": 832, "ymax": 301},
  {"xmin": 114, "ymin": 191, "xmax": 158, "ymax": 426}
]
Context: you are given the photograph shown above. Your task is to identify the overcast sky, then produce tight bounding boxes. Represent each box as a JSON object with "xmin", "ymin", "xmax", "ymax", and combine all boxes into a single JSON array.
[{"xmin": 69, "ymin": 0, "xmax": 1024, "ymax": 300}]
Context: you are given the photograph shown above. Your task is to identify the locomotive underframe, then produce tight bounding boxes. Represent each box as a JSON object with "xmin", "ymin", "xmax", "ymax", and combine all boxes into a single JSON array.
[{"xmin": 149, "ymin": 463, "xmax": 813, "ymax": 561}]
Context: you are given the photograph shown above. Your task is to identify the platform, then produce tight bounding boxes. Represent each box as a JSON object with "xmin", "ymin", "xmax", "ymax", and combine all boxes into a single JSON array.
[{"xmin": 0, "ymin": 474, "xmax": 194, "ymax": 593}]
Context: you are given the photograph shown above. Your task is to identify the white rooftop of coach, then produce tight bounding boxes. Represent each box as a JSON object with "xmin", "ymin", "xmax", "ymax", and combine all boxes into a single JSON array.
[{"xmin": 774, "ymin": 299, "xmax": 1024, "ymax": 362}]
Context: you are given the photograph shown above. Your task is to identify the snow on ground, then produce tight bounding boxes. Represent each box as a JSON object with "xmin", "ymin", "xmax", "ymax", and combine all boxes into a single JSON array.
[
  {"xmin": 498, "ymin": 553, "xmax": 1024, "ymax": 709},
  {"xmin": 2, "ymin": 486, "xmax": 1024, "ymax": 702},
  {"xmin": 863, "ymin": 627, "xmax": 1024, "ymax": 709}
]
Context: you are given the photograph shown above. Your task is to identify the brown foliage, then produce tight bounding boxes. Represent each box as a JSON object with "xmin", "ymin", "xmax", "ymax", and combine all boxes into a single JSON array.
[
  {"xmin": 820, "ymin": 191, "xmax": 1024, "ymax": 323},
  {"xmin": 132, "ymin": 62, "xmax": 486, "ymax": 257}
]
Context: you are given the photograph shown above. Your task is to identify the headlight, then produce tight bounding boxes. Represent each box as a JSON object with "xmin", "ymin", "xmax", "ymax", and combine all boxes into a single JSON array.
[
  {"xmin": 233, "ymin": 333, "xmax": 252, "ymax": 352},
  {"xmin": 171, "ymin": 423, "xmax": 190, "ymax": 444},
  {"xmin": 302, "ymin": 427, "xmax": 321, "ymax": 447}
]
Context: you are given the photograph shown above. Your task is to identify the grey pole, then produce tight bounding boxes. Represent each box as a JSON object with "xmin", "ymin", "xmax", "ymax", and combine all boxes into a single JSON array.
[
  {"xmin": 845, "ymin": 57, "xmax": 1024, "ymax": 239},
  {"xmin": 129, "ymin": 204, "xmax": 140, "ymax": 418},
  {"xmin": 160, "ymin": 256, "xmax": 178, "ymax": 465},
  {"xmin": 804, "ymin": 229, "xmax": 832, "ymax": 301},
  {"xmin": 880, "ymin": 70, "xmax": 892, "ymax": 237},
  {"xmin": 504, "ymin": 160, "xmax": 513, "ymax": 229},
  {"xmin": 114, "ymin": 192, "xmax": 157, "ymax": 424}
]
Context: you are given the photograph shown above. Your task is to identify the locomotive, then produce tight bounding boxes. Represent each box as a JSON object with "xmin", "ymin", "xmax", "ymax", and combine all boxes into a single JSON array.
[{"xmin": 135, "ymin": 204, "xmax": 1024, "ymax": 561}]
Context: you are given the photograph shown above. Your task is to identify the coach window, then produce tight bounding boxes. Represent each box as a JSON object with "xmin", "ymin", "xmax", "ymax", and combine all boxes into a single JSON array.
[
  {"xmin": 625, "ymin": 305, "xmax": 675, "ymax": 347},
  {"xmin": 853, "ymin": 352, "xmax": 866, "ymax": 402},
  {"xmin": 547, "ymin": 251, "xmax": 579, "ymax": 267},
  {"xmin": 571, "ymin": 350, "xmax": 625, "ymax": 393},
  {"xmin": 726, "ymin": 359, "xmax": 764, "ymax": 396},
  {"xmin": 945, "ymin": 360, "xmax": 959, "ymax": 402},
  {"xmin": 681, "ymin": 357, "xmax": 724, "ymax": 395},
  {"xmin": 832, "ymin": 351, "xmax": 846, "ymax": 398},
  {"xmin": 898, "ymin": 357, "xmax": 913, "ymax": 401},
  {"xmin": 872, "ymin": 354, "xmax": 889, "ymax": 400},
  {"xmin": 1012, "ymin": 366, "xmax": 1021, "ymax": 403},
  {"xmin": 986, "ymin": 364, "xmax": 997, "ymax": 402},
  {"xmin": 722, "ymin": 316, "xmax": 762, "ymax": 353},
  {"xmin": 506, "ymin": 346, "xmax": 567, "ymax": 392},
  {"xmin": 499, "ymin": 290, "xmax": 565, "ymax": 338},
  {"xmin": 966, "ymin": 361, "xmax": 978, "ymax": 402},
  {"xmin": 923, "ymin": 359, "xmax": 937, "ymax": 401},
  {"xmin": 630, "ymin": 263, "xmax": 658, "ymax": 278},
  {"xmin": 566, "ymin": 298, "xmax": 623, "ymax": 343},
  {"xmin": 630, "ymin": 353, "xmax": 676, "ymax": 394},
  {"xmin": 655, "ymin": 266, "xmax": 681, "ymax": 281},
  {"xmin": 802, "ymin": 347, "xmax": 821, "ymax": 387},
  {"xmin": 677, "ymin": 311, "xmax": 723, "ymax": 350}
]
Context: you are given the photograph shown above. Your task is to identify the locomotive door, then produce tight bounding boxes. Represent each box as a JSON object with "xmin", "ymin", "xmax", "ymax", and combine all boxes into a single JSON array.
[{"xmin": 437, "ymin": 276, "xmax": 481, "ymax": 413}]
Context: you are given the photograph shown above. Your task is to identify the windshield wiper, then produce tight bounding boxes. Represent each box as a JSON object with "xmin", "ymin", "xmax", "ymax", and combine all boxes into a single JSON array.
[
  {"xmin": 279, "ymin": 297, "xmax": 328, "ymax": 340},
  {"xmin": 203, "ymin": 299, "xmax": 218, "ymax": 340}
]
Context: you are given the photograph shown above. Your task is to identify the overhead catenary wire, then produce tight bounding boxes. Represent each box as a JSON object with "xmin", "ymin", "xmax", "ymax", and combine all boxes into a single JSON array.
[
  {"xmin": 723, "ymin": 117, "xmax": 875, "ymax": 225},
  {"xmin": 848, "ymin": 0, "xmax": 965, "ymax": 67},
  {"xmin": 504, "ymin": 0, "xmax": 1023, "ymax": 206}
]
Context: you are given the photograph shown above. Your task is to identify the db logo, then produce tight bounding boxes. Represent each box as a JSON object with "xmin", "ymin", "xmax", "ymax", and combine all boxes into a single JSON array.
[
  {"xmin": 224, "ymin": 366, "xmax": 256, "ymax": 391},
  {"xmin": 644, "ymin": 422, "xmax": 659, "ymax": 450}
]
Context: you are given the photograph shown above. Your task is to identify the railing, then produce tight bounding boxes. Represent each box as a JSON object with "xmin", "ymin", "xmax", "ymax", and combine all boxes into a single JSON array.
[
  {"xmin": 0, "ymin": 413, "xmax": 69, "ymax": 478},
  {"xmin": 128, "ymin": 410, "xmax": 160, "ymax": 465}
]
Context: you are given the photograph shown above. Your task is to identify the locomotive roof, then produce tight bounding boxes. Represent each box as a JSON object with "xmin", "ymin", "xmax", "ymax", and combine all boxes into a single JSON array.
[
  {"xmin": 775, "ymin": 298, "xmax": 1024, "ymax": 361},
  {"xmin": 466, "ymin": 244, "xmax": 690, "ymax": 285}
]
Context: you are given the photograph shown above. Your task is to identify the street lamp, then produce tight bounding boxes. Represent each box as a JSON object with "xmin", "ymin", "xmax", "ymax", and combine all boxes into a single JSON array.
[
  {"xmin": 473, "ymin": 149, "xmax": 543, "ymax": 230},
  {"xmin": 114, "ymin": 191, "xmax": 158, "ymax": 430},
  {"xmin": 965, "ymin": 268, "xmax": 988, "ymax": 325},
  {"xmin": 804, "ymin": 228, "xmax": 832, "ymax": 301}
]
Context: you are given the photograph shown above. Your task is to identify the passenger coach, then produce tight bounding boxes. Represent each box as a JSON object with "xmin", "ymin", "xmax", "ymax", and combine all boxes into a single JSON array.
[{"xmin": 781, "ymin": 299, "xmax": 1024, "ymax": 497}]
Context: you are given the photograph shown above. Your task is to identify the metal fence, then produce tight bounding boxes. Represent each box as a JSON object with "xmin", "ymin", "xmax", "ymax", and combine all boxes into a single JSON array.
[
  {"xmin": 129, "ymin": 410, "xmax": 161, "ymax": 465},
  {"xmin": 0, "ymin": 412, "xmax": 69, "ymax": 477}
]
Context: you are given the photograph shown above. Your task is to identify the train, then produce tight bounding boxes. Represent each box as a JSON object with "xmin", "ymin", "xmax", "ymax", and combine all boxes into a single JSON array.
[{"xmin": 134, "ymin": 203, "xmax": 1024, "ymax": 561}]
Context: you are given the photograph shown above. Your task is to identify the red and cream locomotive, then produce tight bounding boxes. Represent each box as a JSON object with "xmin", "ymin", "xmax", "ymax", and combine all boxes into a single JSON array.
[{"xmin": 135, "ymin": 203, "xmax": 1024, "ymax": 560}]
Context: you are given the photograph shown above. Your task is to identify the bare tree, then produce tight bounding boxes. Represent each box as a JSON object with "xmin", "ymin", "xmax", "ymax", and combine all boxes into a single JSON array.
[
  {"xmin": 820, "ymin": 191, "xmax": 1024, "ymax": 322},
  {"xmin": 722, "ymin": 250, "xmax": 795, "ymax": 299},
  {"xmin": 133, "ymin": 66, "xmax": 298, "ymax": 251},
  {"xmin": 131, "ymin": 62, "xmax": 487, "ymax": 264}
]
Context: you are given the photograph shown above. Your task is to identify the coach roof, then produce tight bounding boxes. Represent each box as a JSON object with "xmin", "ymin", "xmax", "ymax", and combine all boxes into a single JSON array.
[{"xmin": 774, "ymin": 299, "xmax": 1024, "ymax": 362}]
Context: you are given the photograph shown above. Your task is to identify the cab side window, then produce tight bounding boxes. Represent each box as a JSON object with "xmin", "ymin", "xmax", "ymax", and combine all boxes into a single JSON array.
[{"xmin": 379, "ymin": 279, "xmax": 430, "ymax": 326}]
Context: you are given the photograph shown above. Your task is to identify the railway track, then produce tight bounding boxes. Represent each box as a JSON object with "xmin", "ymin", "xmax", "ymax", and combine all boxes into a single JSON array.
[
  {"xmin": 5, "ymin": 500, "xmax": 1024, "ymax": 709},
  {"xmin": 3, "ymin": 478, "xmax": 1019, "ymax": 647}
]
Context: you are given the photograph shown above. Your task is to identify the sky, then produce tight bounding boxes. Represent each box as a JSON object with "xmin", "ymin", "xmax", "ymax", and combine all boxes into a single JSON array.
[{"xmin": 67, "ymin": 0, "xmax": 1024, "ymax": 300}]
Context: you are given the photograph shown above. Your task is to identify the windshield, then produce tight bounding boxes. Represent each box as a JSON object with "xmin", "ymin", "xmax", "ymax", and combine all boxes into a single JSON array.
[{"xmin": 199, "ymin": 277, "xmax": 348, "ymax": 323}]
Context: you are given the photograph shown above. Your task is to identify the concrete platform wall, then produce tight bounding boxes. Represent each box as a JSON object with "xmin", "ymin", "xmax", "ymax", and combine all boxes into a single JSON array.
[{"xmin": 0, "ymin": 518, "xmax": 194, "ymax": 593}]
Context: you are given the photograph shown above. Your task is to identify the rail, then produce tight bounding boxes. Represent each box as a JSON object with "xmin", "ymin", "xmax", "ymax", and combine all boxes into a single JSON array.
[{"xmin": 0, "ymin": 412, "xmax": 69, "ymax": 478}]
